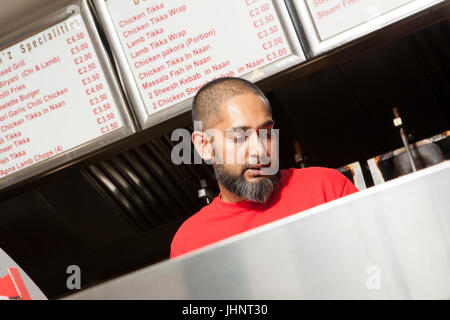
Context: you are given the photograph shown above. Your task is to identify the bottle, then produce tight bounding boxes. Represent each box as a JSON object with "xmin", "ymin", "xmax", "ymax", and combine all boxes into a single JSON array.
[
  {"xmin": 293, "ymin": 141, "xmax": 307, "ymax": 169},
  {"xmin": 198, "ymin": 179, "xmax": 214, "ymax": 205}
]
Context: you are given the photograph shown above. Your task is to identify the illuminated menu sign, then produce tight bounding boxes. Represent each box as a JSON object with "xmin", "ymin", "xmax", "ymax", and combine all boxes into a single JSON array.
[
  {"xmin": 0, "ymin": 9, "xmax": 134, "ymax": 187},
  {"xmin": 305, "ymin": 0, "xmax": 414, "ymax": 40},
  {"xmin": 293, "ymin": 0, "xmax": 445, "ymax": 55},
  {"xmin": 94, "ymin": 0, "xmax": 305, "ymax": 128}
]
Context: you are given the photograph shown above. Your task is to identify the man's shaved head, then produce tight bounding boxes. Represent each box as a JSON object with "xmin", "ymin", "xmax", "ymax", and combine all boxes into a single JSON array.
[{"xmin": 192, "ymin": 77, "xmax": 271, "ymax": 129}]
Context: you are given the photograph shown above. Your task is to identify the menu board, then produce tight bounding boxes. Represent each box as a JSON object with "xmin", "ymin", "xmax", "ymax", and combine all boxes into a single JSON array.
[
  {"xmin": 292, "ymin": 0, "xmax": 445, "ymax": 55},
  {"xmin": 93, "ymin": 0, "xmax": 305, "ymax": 128},
  {"xmin": 305, "ymin": 0, "xmax": 414, "ymax": 41},
  {"xmin": 0, "ymin": 3, "xmax": 135, "ymax": 189}
]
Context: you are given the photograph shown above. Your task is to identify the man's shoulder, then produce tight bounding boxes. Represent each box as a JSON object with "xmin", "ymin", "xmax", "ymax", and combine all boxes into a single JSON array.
[
  {"xmin": 174, "ymin": 202, "xmax": 213, "ymax": 236},
  {"xmin": 286, "ymin": 166, "xmax": 347, "ymax": 182},
  {"xmin": 282, "ymin": 166, "xmax": 355, "ymax": 195},
  {"xmin": 288, "ymin": 166, "xmax": 358, "ymax": 198},
  {"xmin": 170, "ymin": 200, "xmax": 216, "ymax": 258}
]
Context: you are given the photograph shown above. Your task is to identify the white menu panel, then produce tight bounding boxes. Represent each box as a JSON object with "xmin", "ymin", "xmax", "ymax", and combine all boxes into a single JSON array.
[
  {"xmin": 94, "ymin": 0, "xmax": 305, "ymax": 128},
  {"xmin": 0, "ymin": 3, "xmax": 135, "ymax": 189},
  {"xmin": 293, "ymin": 0, "xmax": 446, "ymax": 55},
  {"xmin": 305, "ymin": 0, "xmax": 414, "ymax": 40}
]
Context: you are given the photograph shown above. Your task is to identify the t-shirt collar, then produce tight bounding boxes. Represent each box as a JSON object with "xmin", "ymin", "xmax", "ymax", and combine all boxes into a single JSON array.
[{"xmin": 213, "ymin": 192, "xmax": 262, "ymax": 213}]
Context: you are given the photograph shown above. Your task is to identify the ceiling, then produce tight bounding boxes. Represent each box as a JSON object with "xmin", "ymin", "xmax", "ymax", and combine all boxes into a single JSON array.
[{"xmin": 0, "ymin": 0, "xmax": 73, "ymax": 40}]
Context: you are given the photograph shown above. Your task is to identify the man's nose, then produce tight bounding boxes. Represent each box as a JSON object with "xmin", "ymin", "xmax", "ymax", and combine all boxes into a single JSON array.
[{"xmin": 248, "ymin": 131, "xmax": 267, "ymax": 162}]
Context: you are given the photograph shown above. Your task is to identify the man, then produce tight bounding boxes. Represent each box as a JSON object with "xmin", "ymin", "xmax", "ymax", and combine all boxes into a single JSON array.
[{"xmin": 170, "ymin": 77, "xmax": 358, "ymax": 259}]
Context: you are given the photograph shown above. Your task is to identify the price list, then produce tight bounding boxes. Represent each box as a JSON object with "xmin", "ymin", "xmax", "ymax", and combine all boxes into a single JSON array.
[
  {"xmin": 303, "ymin": 0, "xmax": 414, "ymax": 40},
  {"xmin": 0, "ymin": 13, "xmax": 124, "ymax": 180},
  {"xmin": 105, "ymin": 0, "xmax": 294, "ymax": 117}
]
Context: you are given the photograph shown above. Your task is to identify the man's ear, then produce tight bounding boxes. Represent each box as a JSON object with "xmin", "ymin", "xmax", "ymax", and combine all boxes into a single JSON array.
[{"xmin": 192, "ymin": 131, "xmax": 214, "ymax": 163}]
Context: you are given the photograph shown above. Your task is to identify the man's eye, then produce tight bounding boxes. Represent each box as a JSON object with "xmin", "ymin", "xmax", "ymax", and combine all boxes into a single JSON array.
[
  {"xmin": 258, "ymin": 130, "xmax": 272, "ymax": 140},
  {"xmin": 233, "ymin": 135, "xmax": 246, "ymax": 143}
]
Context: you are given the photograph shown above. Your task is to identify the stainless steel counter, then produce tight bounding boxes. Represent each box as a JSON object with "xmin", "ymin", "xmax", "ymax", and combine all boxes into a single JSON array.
[{"xmin": 66, "ymin": 161, "xmax": 450, "ymax": 299}]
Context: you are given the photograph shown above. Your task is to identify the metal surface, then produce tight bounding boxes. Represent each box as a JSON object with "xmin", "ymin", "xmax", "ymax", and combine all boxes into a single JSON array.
[
  {"xmin": 0, "ymin": 0, "xmax": 136, "ymax": 192},
  {"xmin": 0, "ymin": 248, "xmax": 47, "ymax": 300},
  {"xmin": 90, "ymin": 0, "xmax": 306, "ymax": 129},
  {"xmin": 67, "ymin": 161, "xmax": 450, "ymax": 300},
  {"xmin": 368, "ymin": 131, "xmax": 450, "ymax": 185},
  {"xmin": 81, "ymin": 127, "xmax": 218, "ymax": 235},
  {"xmin": 0, "ymin": 0, "xmax": 74, "ymax": 40},
  {"xmin": 399, "ymin": 127, "xmax": 418, "ymax": 172},
  {"xmin": 337, "ymin": 161, "xmax": 367, "ymax": 191}
]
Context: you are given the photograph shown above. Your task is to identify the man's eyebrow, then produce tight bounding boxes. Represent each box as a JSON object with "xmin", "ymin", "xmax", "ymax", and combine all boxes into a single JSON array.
[
  {"xmin": 260, "ymin": 119, "xmax": 275, "ymax": 128},
  {"xmin": 226, "ymin": 120, "xmax": 275, "ymax": 133}
]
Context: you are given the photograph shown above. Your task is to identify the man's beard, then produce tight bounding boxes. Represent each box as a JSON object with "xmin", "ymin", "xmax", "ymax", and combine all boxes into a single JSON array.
[{"xmin": 214, "ymin": 164, "xmax": 281, "ymax": 203}]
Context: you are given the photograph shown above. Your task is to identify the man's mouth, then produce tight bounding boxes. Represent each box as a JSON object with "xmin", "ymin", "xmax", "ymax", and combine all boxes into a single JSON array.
[{"xmin": 244, "ymin": 165, "xmax": 271, "ymax": 176}]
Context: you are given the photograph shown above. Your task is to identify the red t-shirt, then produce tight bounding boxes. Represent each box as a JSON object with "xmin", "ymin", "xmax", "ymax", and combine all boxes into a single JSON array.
[{"xmin": 170, "ymin": 167, "xmax": 359, "ymax": 259}]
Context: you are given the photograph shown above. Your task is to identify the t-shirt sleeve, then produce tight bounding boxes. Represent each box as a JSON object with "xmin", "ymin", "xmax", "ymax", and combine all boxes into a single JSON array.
[
  {"xmin": 339, "ymin": 175, "xmax": 359, "ymax": 197},
  {"xmin": 170, "ymin": 240, "xmax": 181, "ymax": 259},
  {"xmin": 313, "ymin": 168, "xmax": 359, "ymax": 201},
  {"xmin": 170, "ymin": 206, "xmax": 213, "ymax": 259},
  {"xmin": 170, "ymin": 230, "xmax": 186, "ymax": 259},
  {"xmin": 170, "ymin": 218, "xmax": 196, "ymax": 259}
]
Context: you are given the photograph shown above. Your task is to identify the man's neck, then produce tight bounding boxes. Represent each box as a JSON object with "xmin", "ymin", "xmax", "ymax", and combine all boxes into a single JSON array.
[{"xmin": 217, "ymin": 183, "xmax": 245, "ymax": 203}]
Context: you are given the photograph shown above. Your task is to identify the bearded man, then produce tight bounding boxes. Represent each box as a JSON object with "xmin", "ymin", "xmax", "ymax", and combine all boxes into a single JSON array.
[{"xmin": 170, "ymin": 77, "xmax": 358, "ymax": 259}]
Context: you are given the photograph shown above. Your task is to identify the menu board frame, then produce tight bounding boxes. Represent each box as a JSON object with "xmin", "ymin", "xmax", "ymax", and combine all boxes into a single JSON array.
[
  {"xmin": 91, "ymin": 0, "xmax": 307, "ymax": 129},
  {"xmin": 0, "ymin": 0, "xmax": 136, "ymax": 192},
  {"xmin": 291, "ymin": 0, "xmax": 446, "ymax": 56}
]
